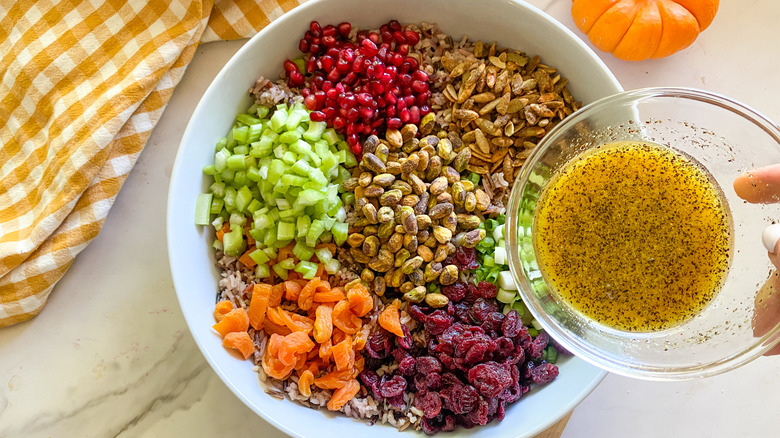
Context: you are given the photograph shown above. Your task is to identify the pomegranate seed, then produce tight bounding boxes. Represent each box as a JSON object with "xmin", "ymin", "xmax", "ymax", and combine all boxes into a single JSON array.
[
  {"xmin": 335, "ymin": 83, "xmax": 345, "ymax": 94},
  {"xmin": 309, "ymin": 43, "xmax": 320, "ymax": 54},
  {"xmin": 402, "ymin": 86, "xmax": 413, "ymax": 96},
  {"xmin": 397, "ymin": 99, "xmax": 406, "ymax": 110},
  {"xmin": 398, "ymin": 74, "xmax": 412, "ymax": 87},
  {"xmin": 392, "ymin": 31, "xmax": 407, "ymax": 44},
  {"xmin": 304, "ymin": 31, "xmax": 313, "ymax": 40},
  {"xmin": 384, "ymin": 92, "xmax": 398, "ymax": 105},
  {"xmin": 404, "ymin": 30, "xmax": 420, "ymax": 45},
  {"xmin": 375, "ymin": 63, "xmax": 385, "ymax": 76},
  {"xmin": 412, "ymin": 70, "xmax": 428, "ymax": 82},
  {"xmin": 337, "ymin": 22, "xmax": 351, "ymax": 37},
  {"xmin": 387, "ymin": 106, "xmax": 397, "ymax": 117},
  {"xmin": 314, "ymin": 90, "xmax": 326, "ymax": 105},
  {"xmin": 327, "ymin": 68, "xmax": 341, "ymax": 82},
  {"xmin": 397, "ymin": 44, "xmax": 409, "ymax": 56},
  {"xmin": 306, "ymin": 58, "xmax": 317, "ymax": 73},
  {"xmin": 356, "ymin": 30, "xmax": 367, "ymax": 42},
  {"xmin": 326, "ymin": 47, "xmax": 340, "ymax": 58},
  {"xmin": 283, "ymin": 59, "xmax": 298, "ymax": 73},
  {"xmin": 323, "ymin": 25, "xmax": 337, "ymax": 36},
  {"xmin": 371, "ymin": 118, "xmax": 385, "ymax": 128},
  {"xmin": 386, "ymin": 65, "xmax": 398, "ymax": 79},
  {"xmin": 390, "ymin": 53, "xmax": 403, "ymax": 67},
  {"xmin": 320, "ymin": 55, "xmax": 335, "ymax": 71},
  {"xmin": 342, "ymin": 94, "xmax": 357, "ymax": 109},
  {"xmin": 322, "ymin": 107, "xmax": 336, "ymax": 119},
  {"xmin": 310, "ymin": 111, "xmax": 326, "ymax": 122},
  {"xmin": 336, "ymin": 59, "xmax": 350, "ymax": 73},
  {"xmin": 359, "ymin": 107, "xmax": 374, "ymax": 119},
  {"xmin": 304, "ymin": 94, "xmax": 317, "ymax": 110},
  {"xmin": 416, "ymin": 91, "xmax": 431, "ymax": 106},
  {"xmin": 289, "ymin": 71, "xmax": 304, "ymax": 86},
  {"xmin": 343, "ymin": 72, "xmax": 357, "ymax": 85},
  {"xmin": 339, "ymin": 48, "xmax": 354, "ymax": 62},
  {"xmin": 326, "ymin": 88, "xmax": 338, "ymax": 100},
  {"xmin": 346, "ymin": 123, "xmax": 357, "ymax": 136},
  {"xmin": 420, "ymin": 105, "xmax": 431, "ymax": 115},
  {"xmin": 362, "ymin": 124, "xmax": 372, "ymax": 135},
  {"xmin": 381, "ymin": 31, "xmax": 394, "ymax": 44},
  {"xmin": 322, "ymin": 81, "xmax": 333, "ymax": 92},
  {"xmin": 368, "ymin": 32, "xmax": 380, "ymax": 44},
  {"xmin": 346, "ymin": 108, "xmax": 360, "ymax": 121},
  {"xmin": 376, "ymin": 47, "xmax": 388, "ymax": 62},
  {"xmin": 360, "ymin": 39, "xmax": 379, "ymax": 56},
  {"xmin": 309, "ymin": 21, "xmax": 322, "ymax": 37},
  {"xmin": 366, "ymin": 65, "xmax": 375, "ymax": 77},
  {"xmin": 391, "ymin": 85, "xmax": 401, "ymax": 96},
  {"xmin": 350, "ymin": 141, "xmax": 362, "ymax": 155},
  {"xmin": 347, "ymin": 132, "xmax": 359, "ymax": 145},
  {"xmin": 388, "ymin": 20, "xmax": 401, "ymax": 32},
  {"xmin": 369, "ymin": 81, "xmax": 385, "ymax": 94},
  {"xmin": 387, "ymin": 118, "xmax": 402, "ymax": 129},
  {"xmin": 412, "ymin": 80, "xmax": 428, "ymax": 94},
  {"xmin": 333, "ymin": 116, "xmax": 347, "ymax": 130},
  {"xmin": 379, "ymin": 73, "xmax": 393, "ymax": 86},
  {"xmin": 299, "ymin": 39, "xmax": 309, "ymax": 53},
  {"xmin": 301, "ymin": 88, "xmax": 311, "ymax": 97},
  {"xmin": 409, "ymin": 106, "xmax": 421, "ymax": 124},
  {"xmin": 404, "ymin": 95, "xmax": 416, "ymax": 106},
  {"xmin": 322, "ymin": 35, "xmax": 337, "ymax": 47},
  {"xmin": 357, "ymin": 93, "xmax": 373, "ymax": 106},
  {"xmin": 338, "ymin": 107, "xmax": 348, "ymax": 118},
  {"xmin": 399, "ymin": 108, "xmax": 411, "ymax": 123},
  {"xmin": 406, "ymin": 57, "xmax": 419, "ymax": 70}
]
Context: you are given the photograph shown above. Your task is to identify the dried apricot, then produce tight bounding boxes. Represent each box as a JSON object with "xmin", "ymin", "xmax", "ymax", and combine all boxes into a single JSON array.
[
  {"xmin": 327, "ymin": 379, "xmax": 360, "ymax": 411},
  {"xmin": 212, "ymin": 308, "xmax": 249, "ymax": 337},
  {"xmin": 222, "ymin": 331, "xmax": 254, "ymax": 359}
]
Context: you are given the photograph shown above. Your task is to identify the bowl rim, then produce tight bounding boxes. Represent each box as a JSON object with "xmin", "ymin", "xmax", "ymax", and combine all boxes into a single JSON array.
[
  {"xmin": 166, "ymin": 0, "xmax": 624, "ymax": 435},
  {"xmin": 506, "ymin": 86, "xmax": 780, "ymax": 381}
]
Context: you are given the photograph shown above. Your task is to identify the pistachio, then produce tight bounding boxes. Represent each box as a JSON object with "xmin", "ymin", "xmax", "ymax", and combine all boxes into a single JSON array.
[
  {"xmin": 416, "ymin": 149, "xmax": 430, "ymax": 172},
  {"xmin": 377, "ymin": 206, "xmax": 394, "ymax": 223},
  {"xmin": 361, "ymin": 153, "xmax": 386, "ymax": 173},
  {"xmin": 420, "ymin": 112, "xmax": 436, "ymax": 135},
  {"xmin": 364, "ymin": 184, "xmax": 384, "ymax": 198},
  {"xmin": 394, "ymin": 248, "xmax": 411, "ymax": 267},
  {"xmin": 347, "ymin": 233, "xmax": 365, "ymax": 248},
  {"xmin": 425, "ymin": 235, "xmax": 438, "ymax": 248},
  {"xmin": 420, "ymin": 135, "xmax": 440, "ymax": 150},
  {"xmin": 402, "ymin": 154, "xmax": 420, "ymax": 174},
  {"xmin": 403, "ymin": 234, "xmax": 418, "ymax": 253},
  {"xmin": 429, "ymin": 202, "xmax": 454, "ymax": 220},
  {"xmin": 377, "ymin": 221, "xmax": 395, "ymax": 239},
  {"xmin": 414, "ymin": 192, "xmax": 429, "ymax": 215},
  {"xmin": 436, "ymin": 192, "xmax": 453, "ymax": 205},
  {"xmin": 433, "ymin": 226, "xmax": 453, "ymax": 244},
  {"xmin": 402, "ymin": 137, "xmax": 420, "ymax": 154},
  {"xmin": 387, "ymin": 233, "xmax": 404, "ymax": 253},
  {"xmin": 434, "ymin": 245, "xmax": 449, "ymax": 262},
  {"xmin": 363, "ymin": 225, "xmax": 378, "ymax": 236},
  {"xmin": 379, "ymin": 189, "xmax": 403, "ymax": 207},
  {"xmin": 350, "ymin": 247, "xmax": 371, "ymax": 264},
  {"xmin": 462, "ymin": 229, "xmax": 486, "ymax": 248},
  {"xmin": 443, "ymin": 213, "xmax": 458, "ymax": 233},
  {"xmin": 418, "ymin": 245, "xmax": 434, "ymax": 262},
  {"xmin": 425, "ymin": 156, "xmax": 442, "ymax": 181},
  {"xmin": 451, "ymin": 182, "xmax": 466, "ymax": 207},
  {"xmin": 418, "ymin": 230, "xmax": 430, "ymax": 243},
  {"xmin": 440, "ymin": 264, "xmax": 459, "ymax": 285},
  {"xmin": 390, "ymin": 180, "xmax": 413, "ymax": 195},
  {"xmin": 429, "ymin": 176, "xmax": 449, "ymax": 196},
  {"xmin": 437, "ymin": 138, "xmax": 454, "ymax": 163},
  {"xmin": 448, "ymin": 131, "xmax": 464, "ymax": 151},
  {"xmin": 408, "ymin": 173, "xmax": 426, "ymax": 195},
  {"xmin": 475, "ymin": 189, "xmax": 490, "ymax": 211},
  {"xmin": 360, "ymin": 268, "xmax": 375, "ymax": 283},
  {"xmin": 374, "ymin": 276, "xmax": 386, "ymax": 296},
  {"xmin": 403, "ymin": 286, "xmax": 427, "ymax": 303},
  {"xmin": 374, "ymin": 143, "xmax": 390, "ymax": 162},
  {"xmin": 425, "ymin": 293, "xmax": 449, "ymax": 308},
  {"xmin": 401, "ymin": 194, "xmax": 421, "ymax": 208},
  {"xmin": 401, "ymin": 124, "xmax": 418, "ymax": 142},
  {"xmin": 461, "ymin": 180, "xmax": 475, "ymax": 192},
  {"xmin": 457, "ymin": 214, "xmax": 482, "ymax": 231},
  {"xmin": 342, "ymin": 177, "xmax": 359, "ymax": 191},
  {"xmin": 362, "ymin": 235, "xmax": 380, "ymax": 257},
  {"xmin": 362, "ymin": 135, "xmax": 380, "ymax": 155},
  {"xmin": 416, "ymin": 214, "xmax": 432, "ymax": 230},
  {"xmin": 386, "ymin": 161, "xmax": 403, "ymax": 175},
  {"xmin": 423, "ymin": 262, "xmax": 443, "ymax": 282},
  {"xmin": 465, "ymin": 192, "xmax": 477, "ymax": 212},
  {"xmin": 373, "ymin": 173, "xmax": 396, "ymax": 187},
  {"xmin": 401, "ymin": 256, "xmax": 424, "ymax": 274},
  {"xmin": 362, "ymin": 203, "xmax": 378, "ymax": 224},
  {"xmin": 400, "ymin": 281, "xmax": 414, "ymax": 294},
  {"xmin": 410, "ymin": 269, "xmax": 425, "ymax": 286},
  {"xmin": 442, "ymin": 166, "xmax": 461, "ymax": 184},
  {"xmin": 386, "ymin": 129, "xmax": 403, "ymax": 149},
  {"xmin": 359, "ymin": 172, "xmax": 373, "ymax": 187}
]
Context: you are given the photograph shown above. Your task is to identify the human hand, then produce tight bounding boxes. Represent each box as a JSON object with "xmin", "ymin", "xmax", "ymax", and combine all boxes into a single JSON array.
[{"xmin": 734, "ymin": 164, "xmax": 780, "ymax": 355}]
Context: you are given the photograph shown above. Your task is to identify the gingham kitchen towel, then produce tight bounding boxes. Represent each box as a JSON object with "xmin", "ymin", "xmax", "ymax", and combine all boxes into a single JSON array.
[{"xmin": 0, "ymin": 0, "xmax": 304, "ymax": 327}]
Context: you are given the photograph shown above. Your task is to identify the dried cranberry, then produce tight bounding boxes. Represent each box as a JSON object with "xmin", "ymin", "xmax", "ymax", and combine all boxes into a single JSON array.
[
  {"xmin": 469, "ymin": 298, "xmax": 497, "ymax": 324},
  {"xmin": 464, "ymin": 397, "xmax": 490, "ymax": 426},
  {"xmin": 395, "ymin": 324, "xmax": 413, "ymax": 350},
  {"xmin": 453, "ymin": 303, "xmax": 470, "ymax": 322},
  {"xmin": 359, "ymin": 369, "xmax": 379, "ymax": 388},
  {"xmin": 452, "ymin": 246, "xmax": 479, "ymax": 271},
  {"xmin": 464, "ymin": 342, "xmax": 491, "ymax": 365},
  {"xmin": 493, "ymin": 337, "xmax": 515, "ymax": 362},
  {"xmin": 379, "ymin": 374, "xmax": 407, "ymax": 398},
  {"xmin": 416, "ymin": 356, "xmax": 442, "ymax": 375},
  {"xmin": 420, "ymin": 416, "xmax": 442, "ymax": 435},
  {"xmin": 449, "ymin": 384, "xmax": 480, "ymax": 414},
  {"xmin": 527, "ymin": 361, "xmax": 559, "ymax": 384},
  {"xmin": 475, "ymin": 281, "xmax": 498, "ymax": 299},
  {"xmin": 468, "ymin": 361, "xmax": 513, "ymax": 398},
  {"xmin": 391, "ymin": 348, "xmax": 411, "ymax": 363},
  {"xmin": 366, "ymin": 329, "xmax": 393, "ymax": 359},
  {"xmin": 407, "ymin": 304, "xmax": 428, "ymax": 322},
  {"xmin": 527, "ymin": 331, "xmax": 549, "ymax": 359},
  {"xmin": 500, "ymin": 382, "xmax": 523, "ymax": 403},
  {"xmin": 502, "ymin": 310, "xmax": 522, "ymax": 338},
  {"xmin": 399, "ymin": 355, "xmax": 416, "ymax": 376},
  {"xmin": 425, "ymin": 373, "xmax": 442, "ymax": 391},
  {"xmin": 386, "ymin": 393, "xmax": 406, "ymax": 410},
  {"xmin": 442, "ymin": 282, "xmax": 468, "ymax": 302},
  {"xmin": 425, "ymin": 310, "xmax": 453, "ymax": 335},
  {"xmin": 415, "ymin": 391, "xmax": 442, "ymax": 419}
]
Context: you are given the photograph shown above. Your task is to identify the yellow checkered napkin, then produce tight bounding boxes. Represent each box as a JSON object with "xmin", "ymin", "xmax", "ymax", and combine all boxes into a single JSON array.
[{"xmin": 0, "ymin": 0, "xmax": 304, "ymax": 327}]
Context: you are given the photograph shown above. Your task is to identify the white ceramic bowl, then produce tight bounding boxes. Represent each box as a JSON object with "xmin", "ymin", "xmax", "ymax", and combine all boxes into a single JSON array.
[{"xmin": 167, "ymin": 0, "xmax": 622, "ymax": 436}]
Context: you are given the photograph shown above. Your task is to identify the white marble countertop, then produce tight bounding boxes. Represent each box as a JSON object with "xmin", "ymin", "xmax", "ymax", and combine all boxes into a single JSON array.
[{"xmin": 2, "ymin": 1, "xmax": 779, "ymax": 437}]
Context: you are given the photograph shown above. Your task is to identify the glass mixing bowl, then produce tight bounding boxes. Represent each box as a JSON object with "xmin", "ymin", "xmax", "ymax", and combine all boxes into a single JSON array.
[{"xmin": 506, "ymin": 87, "xmax": 780, "ymax": 380}]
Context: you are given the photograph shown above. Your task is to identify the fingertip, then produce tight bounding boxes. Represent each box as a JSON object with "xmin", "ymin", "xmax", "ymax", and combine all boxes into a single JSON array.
[{"xmin": 762, "ymin": 224, "xmax": 780, "ymax": 254}]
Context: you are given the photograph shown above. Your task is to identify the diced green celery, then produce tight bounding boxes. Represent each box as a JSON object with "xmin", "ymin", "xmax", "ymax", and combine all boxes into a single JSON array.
[
  {"xmin": 314, "ymin": 248, "xmax": 332, "ymax": 264},
  {"xmin": 213, "ymin": 239, "xmax": 224, "ymax": 251},
  {"xmin": 467, "ymin": 172, "xmax": 481, "ymax": 186},
  {"xmin": 496, "ymin": 288, "xmax": 516, "ymax": 304},
  {"xmin": 255, "ymin": 264, "xmax": 270, "ymax": 279},
  {"xmin": 332, "ymin": 222, "xmax": 348, "ymax": 246},
  {"xmin": 223, "ymin": 187, "xmax": 236, "ymax": 212},
  {"xmin": 275, "ymin": 198, "xmax": 292, "ymax": 211},
  {"xmin": 210, "ymin": 197, "xmax": 224, "ymax": 215},
  {"xmin": 235, "ymin": 186, "xmax": 253, "ymax": 212},
  {"xmin": 309, "ymin": 168, "xmax": 327, "ymax": 186},
  {"xmin": 322, "ymin": 128, "xmax": 340, "ymax": 145},
  {"xmin": 232, "ymin": 126, "xmax": 249, "ymax": 143},
  {"xmin": 245, "ymin": 199, "xmax": 261, "ymax": 214},
  {"xmin": 202, "ymin": 164, "xmax": 217, "ymax": 175},
  {"xmin": 250, "ymin": 139, "xmax": 273, "ymax": 158},
  {"xmin": 324, "ymin": 258, "xmax": 340, "ymax": 275},
  {"xmin": 272, "ymin": 263, "xmax": 289, "ymax": 281},
  {"xmin": 249, "ymin": 228, "xmax": 265, "ymax": 242},
  {"xmin": 281, "ymin": 174, "xmax": 307, "ymax": 186},
  {"xmin": 334, "ymin": 207, "xmax": 347, "ymax": 223},
  {"xmin": 232, "ymin": 171, "xmax": 248, "ymax": 187},
  {"xmin": 262, "ymin": 247, "xmax": 277, "ymax": 260},
  {"xmin": 279, "ymin": 130, "xmax": 302, "ymax": 144},
  {"xmin": 273, "ymin": 239, "xmax": 292, "ymax": 249},
  {"xmin": 297, "ymin": 189, "xmax": 326, "ymax": 206},
  {"xmin": 294, "ymin": 260, "xmax": 319, "ymax": 279},
  {"xmin": 343, "ymin": 149, "xmax": 358, "ymax": 168},
  {"xmin": 233, "ymin": 145, "xmax": 249, "ymax": 155},
  {"xmin": 268, "ymin": 208, "xmax": 280, "ymax": 222},
  {"xmin": 246, "ymin": 167, "xmax": 262, "ymax": 182},
  {"xmin": 278, "ymin": 258, "xmax": 296, "ymax": 270},
  {"xmin": 248, "ymin": 123, "xmax": 263, "ymax": 142},
  {"xmin": 214, "ymin": 147, "xmax": 231, "ymax": 172},
  {"xmin": 221, "ymin": 168, "xmax": 235, "ymax": 183},
  {"xmin": 194, "ymin": 193, "xmax": 213, "ymax": 225},
  {"xmin": 223, "ymin": 223, "xmax": 245, "ymax": 256},
  {"xmin": 320, "ymin": 152, "xmax": 338, "ymax": 175},
  {"xmin": 293, "ymin": 241, "xmax": 315, "ymax": 262},
  {"xmin": 236, "ymin": 113, "xmax": 261, "ymax": 126},
  {"xmin": 341, "ymin": 192, "xmax": 355, "ymax": 205},
  {"xmin": 254, "ymin": 213, "xmax": 272, "ymax": 230},
  {"xmin": 305, "ymin": 219, "xmax": 324, "ymax": 247},
  {"xmin": 282, "ymin": 151, "xmax": 298, "ymax": 165},
  {"xmin": 249, "ymin": 248, "xmax": 270, "ymax": 265},
  {"xmin": 285, "ymin": 110, "xmax": 305, "ymax": 131},
  {"xmin": 256, "ymin": 106, "xmax": 270, "ymax": 118},
  {"xmin": 291, "ymin": 159, "xmax": 312, "ymax": 176},
  {"xmin": 209, "ymin": 181, "xmax": 226, "ymax": 198},
  {"xmin": 267, "ymin": 160, "xmax": 286, "ymax": 184},
  {"xmin": 296, "ymin": 215, "xmax": 311, "ymax": 237},
  {"xmin": 211, "ymin": 216, "xmax": 224, "ymax": 230},
  {"xmin": 279, "ymin": 207, "xmax": 302, "ymax": 219},
  {"xmin": 303, "ymin": 121, "xmax": 327, "ymax": 141},
  {"xmin": 277, "ymin": 221, "xmax": 295, "ymax": 241},
  {"xmin": 336, "ymin": 149, "xmax": 347, "ymax": 164},
  {"xmin": 229, "ymin": 212, "xmax": 246, "ymax": 227},
  {"xmin": 321, "ymin": 215, "xmax": 336, "ymax": 230},
  {"xmin": 215, "ymin": 137, "xmax": 227, "ymax": 152},
  {"xmin": 270, "ymin": 107, "xmax": 288, "ymax": 132}
]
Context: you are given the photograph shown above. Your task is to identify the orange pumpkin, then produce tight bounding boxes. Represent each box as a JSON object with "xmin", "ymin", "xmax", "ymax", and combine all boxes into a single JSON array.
[{"xmin": 571, "ymin": 0, "xmax": 719, "ymax": 61}]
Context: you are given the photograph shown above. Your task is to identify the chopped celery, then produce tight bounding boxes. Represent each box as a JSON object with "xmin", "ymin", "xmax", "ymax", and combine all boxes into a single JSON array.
[
  {"xmin": 322, "ymin": 128, "xmax": 340, "ymax": 145},
  {"xmin": 297, "ymin": 215, "xmax": 311, "ymax": 238},
  {"xmin": 262, "ymin": 247, "xmax": 277, "ymax": 260},
  {"xmin": 254, "ymin": 264, "xmax": 270, "ymax": 279},
  {"xmin": 249, "ymin": 248, "xmax": 270, "ymax": 265},
  {"xmin": 270, "ymin": 107, "xmax": 288, "ymax": 132},
  {"xmin": 209, "ymin": 181, "xmax": 226, "ymax": 198},
  {"xmin": 202, "ymin": 164, "xmax": 217, "ymax": 175},
  {"xmin": 210, "ymin": 197, "xmax": 224, "ymax": 215},
  {"xmin": 254, "ymin": 213, "xmax": 272, "ymax": 230},
  {"xmin": 285, "ymin": 110, "xmax": 304, "ymax": 131},
  {"xmin": 277, "ymin": 222, "xmax": 295, "ymax": 241},
  {"xmin": 278, "ymin": 258, "xmax": 296, "ymax": 270},
  {"xmin": 324, "ymin": 258, "xmax": 340, "ymax": 275},
  {"xmin": 236, "ymin": 113, "xmax": 261, "ymax": 126},
  {"xmin": 223, "ymin": 223, "xmax": 245, "ymax": 256},
  {"xmin": 235, "ymin": 186, "xmax": 253, "ymax": 212},
  {"xmin": 214, "ymin": 148, "xmax": 230, "ymax": 172},
  {"xmin": 194, "ymin": 193, "xmax": 213, "ymax": 225},
  {"xmin": 315, "ymin": 248, "xmax": 333, "ymax": 264},
  {"xmin": 295, "ymin": 260, "xmax": 319, "ymax": 279},
  {"xmin": 279, "ymin": 130, "xmax": 301, "ymax": 144},
  {"xmin": 229, "ymin": 212, "xmax": 246, "ymax": 227},
  {"xmin": 303, "ymin": 121, "xmax": 327, "ymax": 141},
  {"xmin": 233, "ymin": 145, "xmax": 249, "ymax": 155},
  {"xmin": 293, "ymin": 241, "xmax": 315, "ymax": 262},
  {"xmin": 306, "ymin": 219, "xmax": 325, "ymax": 247},
  {"xmin": 332, "ymin": 222, "xmax": 348, "ymax": 246},
  {"xmin": 272, "ymin": 263, "xmax": 289, "ymax": 281},
  {"xmin": 297, "ymin": 189, "xmax": 326, "ymax": 206}
]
